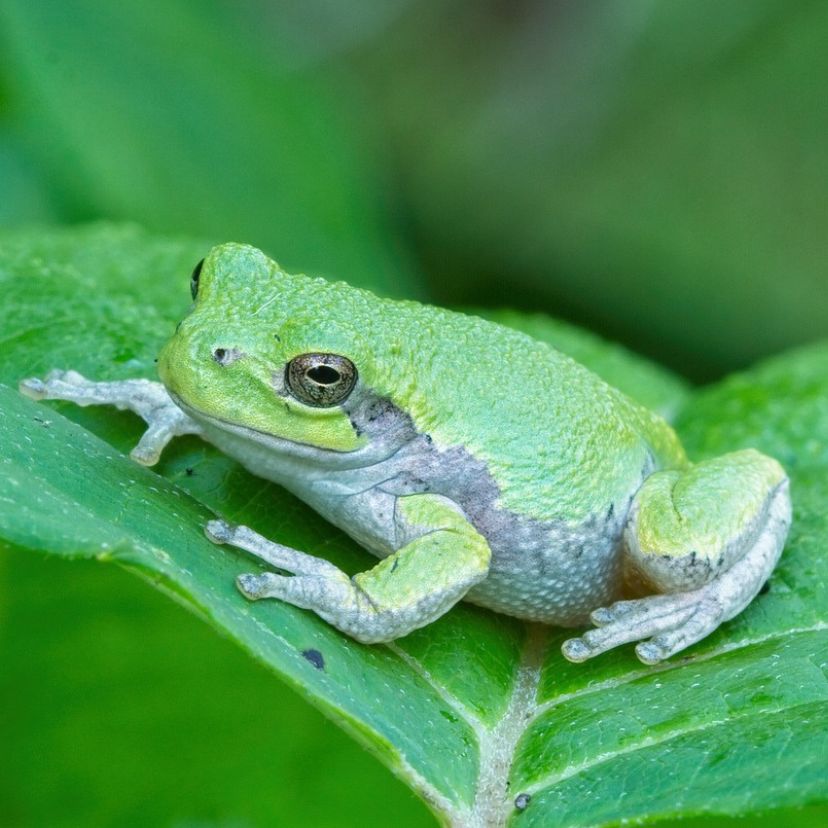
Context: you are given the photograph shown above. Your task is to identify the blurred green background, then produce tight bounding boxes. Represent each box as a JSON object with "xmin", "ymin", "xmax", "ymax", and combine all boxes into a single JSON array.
[{"xmin": 1, "ymin": 1, "xmax": 826, "ymax": 826}]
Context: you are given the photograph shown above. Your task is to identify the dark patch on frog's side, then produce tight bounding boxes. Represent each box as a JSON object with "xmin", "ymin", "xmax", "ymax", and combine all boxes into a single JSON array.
[
  {"xmin": 343, "ymin": 391, "xmax": 409, "ymax": 442},
  {"xmin": 302, "ymin": 648, "xmax": 325, "ymax": 670}
]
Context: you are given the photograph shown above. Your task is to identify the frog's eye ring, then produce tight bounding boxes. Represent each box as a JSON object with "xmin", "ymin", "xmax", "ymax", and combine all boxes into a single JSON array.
[
  {"xmin": 190, "ymin": 258, "xmax": 205, "ymax": 300},
  {"xmin": 285, "ymin": 353, "xmax": 357, "ymax": 407}
]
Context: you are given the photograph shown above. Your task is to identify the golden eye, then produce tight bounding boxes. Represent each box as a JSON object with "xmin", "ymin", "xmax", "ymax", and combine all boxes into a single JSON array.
[{"xmin": 285, "ymin": 353, "xmax": 357, "ymax": 407}]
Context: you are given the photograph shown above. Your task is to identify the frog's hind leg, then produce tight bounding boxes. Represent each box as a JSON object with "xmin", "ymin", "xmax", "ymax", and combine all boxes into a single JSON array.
[{"xmin": 562, "ymin": 450, "xmax": 791, "ymax": 665}]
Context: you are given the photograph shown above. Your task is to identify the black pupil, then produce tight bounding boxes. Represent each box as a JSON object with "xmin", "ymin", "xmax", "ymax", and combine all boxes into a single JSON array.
[
  {"xmin": 190, "ymin": 258, "xmax": 204, "ymax": 299},
  {"xmin": 307, "ymin": 365, "xmax": 340, "ymax": 385}
]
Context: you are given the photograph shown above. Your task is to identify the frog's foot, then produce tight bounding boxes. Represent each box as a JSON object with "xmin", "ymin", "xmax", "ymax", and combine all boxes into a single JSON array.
[
  {"xmin": 206, "ymin": 495, "xmax": 491, "ymax": 644},
  {"xmin": 563, "ymin": 451, "xmax": 791, "ymax": 665},
  {"xmin": 19, "ymin": 369, "xmax": 202, "ymax": 465},
  {"xmin": 563, "ymin": 591, "xmax": 720, "ymax": 664}
]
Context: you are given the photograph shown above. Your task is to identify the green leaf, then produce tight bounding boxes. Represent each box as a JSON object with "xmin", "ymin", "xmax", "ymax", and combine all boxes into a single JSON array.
[{"xmin": 1, "ymin": 225, "xmax": 826, "ymax": 827}]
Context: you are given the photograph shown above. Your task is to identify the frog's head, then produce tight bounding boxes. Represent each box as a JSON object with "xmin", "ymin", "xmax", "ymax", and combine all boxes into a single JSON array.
[{"xmin": 158, "ymin": 243, "xmax": 412, "ymax": 457}]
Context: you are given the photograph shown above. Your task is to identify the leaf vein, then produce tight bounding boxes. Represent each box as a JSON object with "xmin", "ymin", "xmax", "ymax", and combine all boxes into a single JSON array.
[
  {"xmin": 530, "ymin": 622, "xmax": 828, "ymax": 724},
  {"xmin": 522, "ymin": 694, "xmax": 828, "ymax": 798}
]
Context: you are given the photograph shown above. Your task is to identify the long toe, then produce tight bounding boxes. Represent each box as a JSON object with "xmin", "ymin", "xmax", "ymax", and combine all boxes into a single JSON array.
[
  {"xmin": 635, "ymin": 597, "xmax": 724, "ymax": 664},
  {"xmin": 564, "ymin": 594, "xmax": 706, "ymax": 662}
]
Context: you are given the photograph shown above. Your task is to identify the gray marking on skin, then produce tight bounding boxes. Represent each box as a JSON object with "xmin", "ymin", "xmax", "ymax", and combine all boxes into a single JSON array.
[{"xmin": 189, "ymin": 383, "xmax": 644, "ymax": 626}]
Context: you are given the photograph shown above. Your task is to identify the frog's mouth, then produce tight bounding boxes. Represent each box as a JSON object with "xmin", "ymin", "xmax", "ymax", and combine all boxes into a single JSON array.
[
  {"xmin": 167, "ymin": 390, "xmax": 401, "ymax": 471},
  {"xmin": 168, "ymin": 390, "xmax": 343, "ymax": 452}
]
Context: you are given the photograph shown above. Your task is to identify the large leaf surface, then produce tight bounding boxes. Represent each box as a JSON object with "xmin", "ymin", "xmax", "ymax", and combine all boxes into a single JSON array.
[{"xmin": 1, "ymin": 225, "xmax": 826, "ymax": 826}]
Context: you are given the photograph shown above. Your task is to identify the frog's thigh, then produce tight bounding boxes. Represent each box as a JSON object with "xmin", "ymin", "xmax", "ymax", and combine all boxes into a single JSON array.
[
  {"xmin": 225, "ymin": 494, "xmax": 492, "ymax": 644},
  {"xmin": 563, "ymin": 450, "xmax": 791, "ymax": 664}
]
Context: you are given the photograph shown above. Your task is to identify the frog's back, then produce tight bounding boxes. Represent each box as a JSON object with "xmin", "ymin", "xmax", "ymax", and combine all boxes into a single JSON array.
[
  {"xmin": 358, "ymin": 297, "xmax": 686, "ymax": 525},
  {"xmin": 263, "ymin": 269, "xmax": 684, "ymax": 524}
]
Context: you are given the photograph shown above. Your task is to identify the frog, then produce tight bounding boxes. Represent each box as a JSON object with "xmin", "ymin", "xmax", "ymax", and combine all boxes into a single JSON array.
[{"xmin": 20, "ymin": 243, "xmax": 792, "ymax": 664}]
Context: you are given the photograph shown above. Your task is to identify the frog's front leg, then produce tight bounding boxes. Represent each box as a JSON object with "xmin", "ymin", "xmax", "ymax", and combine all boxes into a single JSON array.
[
  {"xmin": 563, "ymin": 449, "xmax": 791, "ymax": 665},
  {"xmin": 19, "ymin": 369, "xmax": 202, "ymax": 465},
  {"xmin": 208, "ymin": 494, "xmax": 492, "ymax": 643}
]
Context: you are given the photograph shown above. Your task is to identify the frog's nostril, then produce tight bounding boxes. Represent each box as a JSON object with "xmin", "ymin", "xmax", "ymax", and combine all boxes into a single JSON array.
[{"xmin": 212, "ymin": 347, "xmax": 245, "ymax": 367}]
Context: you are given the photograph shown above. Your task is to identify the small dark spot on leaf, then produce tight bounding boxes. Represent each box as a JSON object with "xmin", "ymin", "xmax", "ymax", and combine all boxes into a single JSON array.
[
  {"xmin": 153, "ymin": 357, "xmax": 158, "ymax": 363},
  {"xmin": 185, "ymin": 467, "xmax": 195, "ymax": 477},
  {"xmin": 302, "ymin": 648, "xmax": 325, "ymax": 670},
  {"xmin": 33, "ymin": 416, "xmax": 49, "ymax": 427},
  {"xmin": 759, "ymin": 581, "xmax": 771, "ymax": 595},
  {"xmin": 606, "ymin": 502, "xmax": 614, "ymax": 520},
  {"xmin": 514, "ymin": 793, "xmax": 531, "ymax": 811},
  {"xmin": 274, "ymin": 333, "xmax": 281, "ymax": 342},
  {"xmin": 391, "ymin": 558, "xmax": 399, "ymax": 573}
]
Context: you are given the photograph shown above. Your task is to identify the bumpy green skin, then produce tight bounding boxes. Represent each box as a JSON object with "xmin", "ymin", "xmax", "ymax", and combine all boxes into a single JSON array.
[
  {"xmin": 634, "ymin": 451, "xmax": 786, "ymax": 560},
  {"xmin": 625, "ymin": 450, "xmax": 787, "ymax": 594},
  {"xmin": 21, "ymin": 243, "xmax": 792, "ymax": 662},
  {"xmin": 354, "ymin": 495, "xmax": 491, "ymax": 604},
  {"xmin": 346, "ymin": 496, "xmax": 492, "ymax": 641},
  {"xmin": 159, "ymin": 245, "xmax": 685, "ymax": 521}
]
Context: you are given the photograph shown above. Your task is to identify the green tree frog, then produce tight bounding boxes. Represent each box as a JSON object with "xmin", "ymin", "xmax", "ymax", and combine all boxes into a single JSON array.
[{"xmin": 20, "ymin": 244, "xmax": 791, "ymax": 664}]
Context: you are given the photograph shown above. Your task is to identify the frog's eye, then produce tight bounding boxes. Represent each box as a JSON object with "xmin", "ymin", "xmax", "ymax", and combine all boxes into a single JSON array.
[
  {"xmin": 190, "ymin": 258, "xmax": 205, "ymax": 300},
  {"xmin": 285, "ymin": 353, "xmax": 357, "ymax": 407}
]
